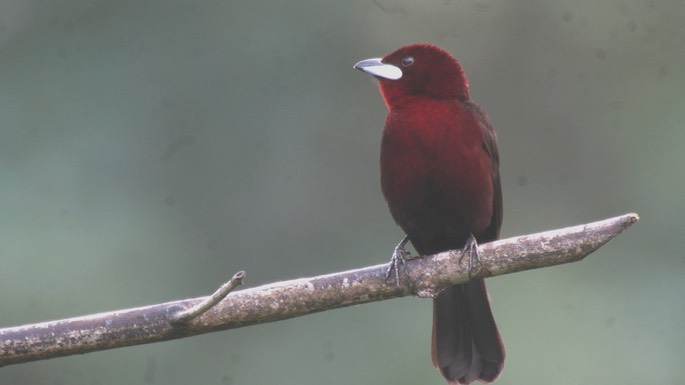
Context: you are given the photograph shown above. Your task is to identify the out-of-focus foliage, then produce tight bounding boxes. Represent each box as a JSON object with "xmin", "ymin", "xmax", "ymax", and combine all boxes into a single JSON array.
[{"xmin": 0, "ymin": 1, "xmax": 682, "ymax": 384}]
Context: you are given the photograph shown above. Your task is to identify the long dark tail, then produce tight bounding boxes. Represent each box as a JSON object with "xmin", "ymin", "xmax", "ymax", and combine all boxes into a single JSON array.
[{"xmin": 431, "ymin": 280, "xmax": 505, "ymax": 384}]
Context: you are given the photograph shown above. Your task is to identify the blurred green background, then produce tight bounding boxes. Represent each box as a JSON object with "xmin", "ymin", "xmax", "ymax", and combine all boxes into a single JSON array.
[{"xmin": 1, "ymin": 1, "xmax": 683, "ymax": 384}]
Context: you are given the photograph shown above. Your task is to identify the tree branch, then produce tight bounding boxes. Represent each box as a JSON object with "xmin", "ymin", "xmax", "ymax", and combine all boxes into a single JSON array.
[{"xmin": 0, "ymin": 213, "xmax": 638, "ymax": 367}]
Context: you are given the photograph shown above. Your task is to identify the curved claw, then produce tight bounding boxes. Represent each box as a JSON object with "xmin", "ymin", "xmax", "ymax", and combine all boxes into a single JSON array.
[
  {"xmin": 386, "ymin": 235, "xmax": 411, "ymax": 286},
  {"xmin": 459, "ymin": 234, "xmax": 481, "ymax": 278}
]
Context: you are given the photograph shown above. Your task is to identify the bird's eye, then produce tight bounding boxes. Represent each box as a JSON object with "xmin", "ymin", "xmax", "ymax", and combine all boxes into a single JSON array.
[{"xmin": 401, "ymin": 56, "xmax": 414, "ymax": 67}]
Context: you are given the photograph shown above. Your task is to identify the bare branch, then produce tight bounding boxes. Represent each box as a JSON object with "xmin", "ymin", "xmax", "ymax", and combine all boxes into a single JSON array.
[{"xmin": 0, "ymin": 213, "xmax": 638, "ymax": 367}]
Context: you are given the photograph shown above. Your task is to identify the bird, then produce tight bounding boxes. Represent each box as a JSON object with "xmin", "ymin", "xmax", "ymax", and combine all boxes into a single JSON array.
[{"xmin": 354, "ymin": 43, "xmax": 505, "ymax": 384}]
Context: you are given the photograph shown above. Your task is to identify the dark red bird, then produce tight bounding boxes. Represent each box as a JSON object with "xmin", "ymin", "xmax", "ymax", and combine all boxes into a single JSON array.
[{"xmin": 355, "ymin": 44, "xmax": 505, "ymax": 384}]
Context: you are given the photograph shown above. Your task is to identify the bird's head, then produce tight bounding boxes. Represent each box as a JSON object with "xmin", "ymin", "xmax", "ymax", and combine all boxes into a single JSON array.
[{"xmin": 354, "ymin": 43, "xmax": 470, "ymax": 109}]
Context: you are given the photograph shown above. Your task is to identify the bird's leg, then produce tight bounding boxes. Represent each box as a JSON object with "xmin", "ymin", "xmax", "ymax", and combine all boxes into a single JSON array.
[
  {"xmin": 386, "ymin": 235, "xmax": 411, "ymax": 286},
  {"xmin": 460, "ymin": 234, "xmax": 481, "ymax": 279}
]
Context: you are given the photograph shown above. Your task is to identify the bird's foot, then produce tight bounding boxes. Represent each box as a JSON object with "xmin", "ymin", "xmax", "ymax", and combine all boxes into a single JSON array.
[
  {"xmin": 386, "ymin": 235, "xmax": 411, "ymax": 286},
  {"xmin": 459, "ymin": 234, "xmax": 481, "ymax": 279}
]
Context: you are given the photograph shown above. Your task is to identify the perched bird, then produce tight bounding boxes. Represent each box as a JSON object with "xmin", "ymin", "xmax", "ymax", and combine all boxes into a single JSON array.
[{"xmin": 354, "ymin": 44, "xmax": 505, "ymax": 384}]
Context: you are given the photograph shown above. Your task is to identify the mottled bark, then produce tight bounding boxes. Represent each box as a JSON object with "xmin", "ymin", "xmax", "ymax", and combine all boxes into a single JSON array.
[{"xmin": 0, "ymin": 213, "xmax": 638, "ymax": 367}]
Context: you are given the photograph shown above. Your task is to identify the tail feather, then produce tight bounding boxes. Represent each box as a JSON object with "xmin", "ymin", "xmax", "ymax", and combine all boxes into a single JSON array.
[{"xmin": 431, "ymin": 280, "xmax": 505, "ymax": 384}]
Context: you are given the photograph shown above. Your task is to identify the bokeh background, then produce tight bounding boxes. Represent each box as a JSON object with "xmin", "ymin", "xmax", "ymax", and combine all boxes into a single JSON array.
[{"xmin": 1, "ymin": 1, "xmax": 683, "ymax": 384}]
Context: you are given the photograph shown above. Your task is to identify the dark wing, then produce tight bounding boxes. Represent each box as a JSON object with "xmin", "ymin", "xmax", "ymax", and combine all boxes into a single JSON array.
[{"xmin": 468, "ymin": 101, "xmax": 502, "ymax": 243}]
